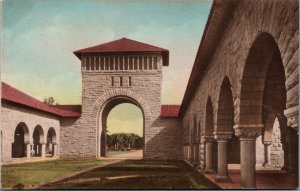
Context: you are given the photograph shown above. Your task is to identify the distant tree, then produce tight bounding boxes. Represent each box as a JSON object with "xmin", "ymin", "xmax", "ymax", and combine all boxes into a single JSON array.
[
  {"xmin": 43, "ymin": 96, "xmax": 56, "ymax": 105},
  {"xmin": 106, "ymin": 133, "xmax": 143, "ymax": 150}
]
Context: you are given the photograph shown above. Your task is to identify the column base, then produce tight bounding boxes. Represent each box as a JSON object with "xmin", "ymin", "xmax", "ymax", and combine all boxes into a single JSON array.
[
  {"xmin": 263, "ymin": 163, "xmax": 273, "ymax": 169},
  {"xmin": 204, "ymin": 169, "xmax": 215, "ymax": 174},
  {"xmin": 215, "ymin": 176, "xmax": 232, "ymax": 183}
]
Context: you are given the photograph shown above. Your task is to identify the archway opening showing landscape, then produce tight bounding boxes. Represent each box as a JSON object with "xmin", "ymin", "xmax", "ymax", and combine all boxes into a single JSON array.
[{"xmin": 99, "ymin": 97, "xmax": 144, "ymax": 159}]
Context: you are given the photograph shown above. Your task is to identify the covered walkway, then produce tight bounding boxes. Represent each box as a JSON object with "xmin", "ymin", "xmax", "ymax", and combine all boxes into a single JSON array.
[{"xmin": 204, "ymin": 165, "xmax": 298, "ymax": 189}]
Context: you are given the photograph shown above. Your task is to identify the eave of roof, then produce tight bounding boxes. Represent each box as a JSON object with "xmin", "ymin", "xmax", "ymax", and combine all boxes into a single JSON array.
[
  {"xmin": 1, "ymin": 82, "xmax": 81, "ymax": 118},
  {"xmin": 74, "ymin": 37, "xmax": 169, "ymax": 66},
  {"xmin": 178, "ymin": 0, "xmax": 239, "ymax": 118}
]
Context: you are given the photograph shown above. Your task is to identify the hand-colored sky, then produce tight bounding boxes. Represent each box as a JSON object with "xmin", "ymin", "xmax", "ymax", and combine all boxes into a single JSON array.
[{"xmin": 2, "ymin": 0, "xmax": 212, "ymax": 136}]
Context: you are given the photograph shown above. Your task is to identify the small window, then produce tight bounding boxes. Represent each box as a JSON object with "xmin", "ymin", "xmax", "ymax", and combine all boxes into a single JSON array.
[
  {"xmin": 82, "ymin": 61, "xmax": 86, "ymax": 68},
  {"xmin": 111, "ymin": 76, "xmax": 114, "ymax": 86},
  {"xmin": 129, "ymin": 57, "xmax": 133, "ymax": 70}
]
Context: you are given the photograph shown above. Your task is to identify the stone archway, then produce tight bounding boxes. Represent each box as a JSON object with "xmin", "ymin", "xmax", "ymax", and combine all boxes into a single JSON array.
[
  {"xmin": 46, "ymin": 127, "xmax": 57, "ymax": 157},
  {"xmin": 214, "ymin": 76, "xmax": 240, "ymax": 182},
  {"xmin": 91, "ymin": 89, "xmax": 152, "ymax": 158},
  {"xmin": 33, "ymin": 125, "xmax": 45, "ymax": 157},
  {"xmin": 12, "ymin": 122, "xmax": 29, "ymax": 158},
  {"xmin": 236, "ymin": 32, "xmax": 293, "ymax": 188},
  {"xmin": 204, "ymin": 97, "xmax": 217, "ymax": 173}
]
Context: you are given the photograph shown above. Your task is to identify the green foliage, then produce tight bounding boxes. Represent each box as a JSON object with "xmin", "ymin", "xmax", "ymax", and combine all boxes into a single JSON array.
[
  {"xmin": 107, "ymin": 133, "xmax": 143, "ymax": 150},
  {"xmin": 43, "ymin": 96, "xmax": 56, "ymax": 105}
]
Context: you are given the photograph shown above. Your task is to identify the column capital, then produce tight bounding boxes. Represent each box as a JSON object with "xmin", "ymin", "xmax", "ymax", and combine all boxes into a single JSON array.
[
  {"xmin": 203, "ymin": 136, "xmax": 214, "ymax": 143},
  {"xmin": 234, "ymin": 124, "xmax": 263, "ymax": 139},
  {"xmin": 263, "ymin": 141, "xmax": 272, "ymax": 145},
  {"xmin": 213, "ymin": 132, "xmax": 232, "ymax": 142}
]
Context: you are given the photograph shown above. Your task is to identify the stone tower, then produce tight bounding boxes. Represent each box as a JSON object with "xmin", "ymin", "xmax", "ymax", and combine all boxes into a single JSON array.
[{"xmin": 73, "ymin": 38, "xmax": 169, "ymax": 157}]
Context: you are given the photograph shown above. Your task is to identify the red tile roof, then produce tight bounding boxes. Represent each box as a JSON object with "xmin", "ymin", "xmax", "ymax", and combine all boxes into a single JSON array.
[
  {"xmin": 74, "ymin": 38, "xmax": 169, "ymax": 66},
  {"xmin": 1, "ymin": 82, "xmax": 81, "ymax": 117},
  {"xmin": 160, "ymin": 105, "xmax": 181, "ymax": 118}
]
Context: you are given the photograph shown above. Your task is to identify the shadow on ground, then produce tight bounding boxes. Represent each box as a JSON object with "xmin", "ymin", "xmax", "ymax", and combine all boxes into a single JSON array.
[{"xmin": 41, "ymin": 159, "xmax": 219, "ymax": 189}]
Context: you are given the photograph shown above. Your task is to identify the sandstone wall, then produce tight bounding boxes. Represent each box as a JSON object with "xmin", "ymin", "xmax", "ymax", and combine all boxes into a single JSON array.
[
  {"xmin": 1, "ymin": 102, "xmax": 60, "ymax": 163},
  {"xmin": 182, "ymin": 0, "xmax": 298, "ymax": 168}
]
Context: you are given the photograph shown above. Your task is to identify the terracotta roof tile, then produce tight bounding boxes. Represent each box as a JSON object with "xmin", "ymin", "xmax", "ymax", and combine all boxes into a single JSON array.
[
  {"xmin": 74, "ymin": 38, "xmax": 169, "ymax": 66},
  {"xmin": 1, "ymin": 82, "xmax": 81, "ymax": 117},
  {"xmin": 160, "ymin": 105, "xmax": 180, "ymax": 118}
]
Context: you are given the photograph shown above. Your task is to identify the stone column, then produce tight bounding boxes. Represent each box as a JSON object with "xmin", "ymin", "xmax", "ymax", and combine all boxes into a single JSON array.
[
  {"xmin": 214, "ymin": 132, "xmax": 232, "ymax": 182},
  {"xmin": 53, "ymin": 143, "xmax": 58, "ymax": 157},
  {"xmin": 204, "ymin": 136, "xmax": 215, "ymax": 173},
  {"xmin": 25, "ymin": 142, "xmax": 31, "ymax": 158},
  {"xmin": 263, "ymin": 141, "xmax": 272, "ymax": 168},
  {"xmin": 41, "ymin": 143, "xmax": 46, "ymax": 157},
  {"xmin": 235, "ymin": 126, "xmax": 262, "ymax": 189}
]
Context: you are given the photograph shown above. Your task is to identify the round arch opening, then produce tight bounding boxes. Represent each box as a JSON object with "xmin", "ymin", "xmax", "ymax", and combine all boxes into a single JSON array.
[
  {"xmin": 12, "ymin": 122, "xmax": 29, "ymax": 158},
  {"xmin": 97, "ymin": 96, "xmax": 145, "ymax": 159}
]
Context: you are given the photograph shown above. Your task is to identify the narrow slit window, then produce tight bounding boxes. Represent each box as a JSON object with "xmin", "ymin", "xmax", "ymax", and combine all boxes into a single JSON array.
[
  {"xmin": 139, "ymin": 57, "xmax": 143, "ymax": 70},
  {"xmin": 91, "ymin": 57, "xmax": 95, "ymax": 70},
  {"xmin": 100, "ymin": 57, "xmax": 104, "ymax": 70},
  {"xmin": 96, "ymin": 57, "xmax": 99, "ymax": 70},
  {"xmin": 134, "ymin": 57, "xmax": 138, "ymax": 69},
  {"xmin": 124, "ymin": 57, "xmax": 128, "ymax": 70},
  {"xmin": 111, "ymin": 76, "xmax": 114, "ymax": 86},
  {"xmin": 129, "ymin": 57, "xmax": 133, "ymax": 70},
  {"xmin": 144, "ymin": 57, "xmax": 148, "ymax": 70},
  {"xmin": 149, "ymin": 57, "xmax": 152, "ymax": 70},
  {"xmin": 105, "ymin": 57, "xmax": 109, "ymax": 70},
  {"xmin": 120, "ymin": 77, "xmax": 123, "ymax": 86},
  {"xmin": 153, "ymin": 57, "xmax": 158, "ymax": 69},
  {"xmin": 115, "ymin": 57, "xmax": 119, "ymax": 70},
  {"xmin": 110, "ymin": 57, "xmax": 114, "ymax": 70},
  {"xmin": 129, "ymin": 76, "xmax": 132, "ymax": 86},
  {"xmin": 86, "ymin": 57, "xmax": 90, "ymax": 70},
  {"xmin": 120, "ymin": 57, "xmax": 123, "ymax": 70}
]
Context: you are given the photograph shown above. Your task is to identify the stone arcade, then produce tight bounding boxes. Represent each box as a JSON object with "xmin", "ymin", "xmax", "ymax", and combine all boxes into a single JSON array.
[{"xmin": 1, "ymin": 0, "xmax": 299, "ymax": 189}]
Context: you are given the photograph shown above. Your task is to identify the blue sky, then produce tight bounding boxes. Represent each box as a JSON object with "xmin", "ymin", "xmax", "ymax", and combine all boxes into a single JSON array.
[{"xmin": 2, "ymin": 0, "xmax": 212, "ymax": 135}]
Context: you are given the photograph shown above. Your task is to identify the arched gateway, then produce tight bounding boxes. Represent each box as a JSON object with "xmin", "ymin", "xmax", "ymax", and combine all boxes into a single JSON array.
[{"xmin": 73, "ymin": 38, "xmax": 169, "ymax": 158}]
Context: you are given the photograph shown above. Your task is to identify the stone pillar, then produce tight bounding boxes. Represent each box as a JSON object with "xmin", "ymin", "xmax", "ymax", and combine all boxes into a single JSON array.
[
  {"xmin": 204, "ymin": 136, "xmax": 215, "ymax": 173},
  {"xmin": 41, "ymin": 143, "xmax": 46, "ymax": 157},
  {"xmin": 26, "ymin": 142, "xmax": 31, "ymax": 158},
  {"xmin": 263, "ymin": 141, "xmax": 272, "ymax": 168},
  {"xmin": 235, "ymin": 126, "xmax": 262, "ymax": 189},
  {"xmin": 53, "ymin": 143, "xmax": 58, "ymax": 157},
  {"xmin": 214, "ymin": 132, "xmax": 232, "ymax": 182}
]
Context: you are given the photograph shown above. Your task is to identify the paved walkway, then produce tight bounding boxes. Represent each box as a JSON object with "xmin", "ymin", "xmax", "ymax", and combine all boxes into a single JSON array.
[
  {"xmin": 3, "ymin": 156, "xmax": 59, "ymax": 165},
  {"xmin": 204, "ymin": 165, "xmax": 299, "ymax": 189},
  {"xmin": 107, "ymin": 150, "xmax": 143, "ymax": 159}
]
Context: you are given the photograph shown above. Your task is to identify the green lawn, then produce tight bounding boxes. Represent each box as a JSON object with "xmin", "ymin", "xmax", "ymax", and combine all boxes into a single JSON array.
[
  {"xmin": 1, "ymin": 159, "xmax": 114, "ymax": 189},
  {"xmin": 42, "ymin": 160, "xmax": 219, "ymax": 189}
]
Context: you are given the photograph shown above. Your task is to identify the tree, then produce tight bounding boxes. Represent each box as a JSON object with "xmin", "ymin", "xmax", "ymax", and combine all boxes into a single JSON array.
[{"xmin": 43, "ymin": 96, "xmax": 55, "ymax": 105}]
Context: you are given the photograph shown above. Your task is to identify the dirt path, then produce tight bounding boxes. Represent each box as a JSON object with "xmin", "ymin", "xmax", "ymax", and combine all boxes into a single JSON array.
[{"xmin": 107, "ymin": 150, "xmax": 143, "ymax": 159}]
